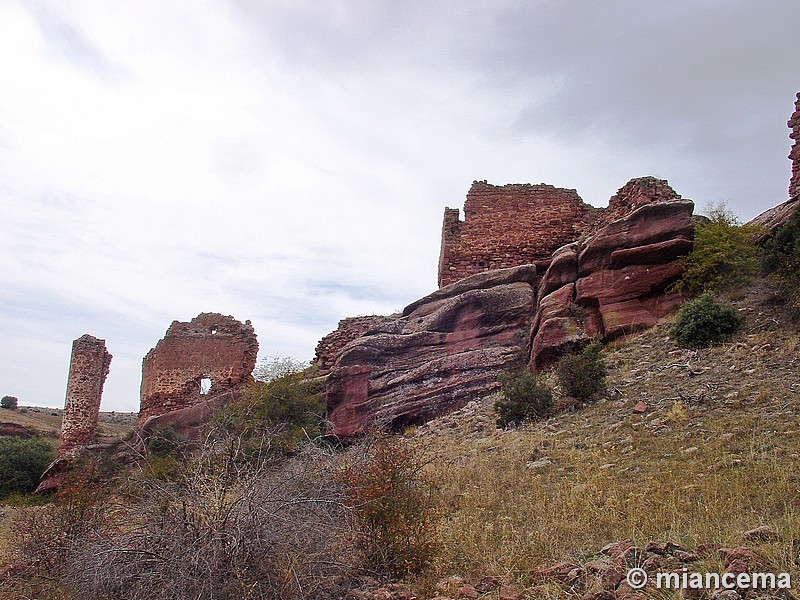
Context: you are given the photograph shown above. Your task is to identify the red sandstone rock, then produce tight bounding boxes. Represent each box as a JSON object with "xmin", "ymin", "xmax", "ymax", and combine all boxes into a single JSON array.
[
  {"xmin": 139, "ymin": 313, "xmax": 257, "ymax": 424},
  {"xmin": 747, "ymin": 196, "xmax": 799, "ymax": 235},
  {"xmin": 325, "ymin": 281, "xmax": 535, "ymax": 438},
  {"xmin": 577, "ymin": 200, "xmax": 694, "ymax": 276},
  {"xmin": 529, "ymin": 198, "xmax": 694, "ymax": 368},
  {"xmin": 315, "ymin": 315, "xmax": 391, "ymax": 376}
]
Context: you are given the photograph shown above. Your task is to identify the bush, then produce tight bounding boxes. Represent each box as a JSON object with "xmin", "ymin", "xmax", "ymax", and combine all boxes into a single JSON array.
[
  {"xmin": 495, "ymin": 370, "xmax": 553, "ymax": 427},
  {"xmin": 10, "ymin": 433, "xmax": 355, "ymax": 600},
  {"xmin": 763, "ymin": 202, "xmax": 800, "ymax": 315},
  {"xmin": 0, "ymin": 437, "xmax": 55, "ymax": 499},
  {"xmin": 219, "ymin": 368, "xmax": 325, "ymax": 458},
  {"xmin": 1, "ymin": 395, "xmax": 19, "ymax": 409},
  {"xmin": 556, "ymin": 342, "xmax": 607, "ymax": 401},
  {"xmin": 672, "ymin": 292, "xmax": 743, "ymax": 348},
  {"xmin": 676, "ymin": 203, "xmax": 764, "ymax": 295},
  {"xmin": 340, "ymin": 431, "xmax": 438, "ymax": 577}
]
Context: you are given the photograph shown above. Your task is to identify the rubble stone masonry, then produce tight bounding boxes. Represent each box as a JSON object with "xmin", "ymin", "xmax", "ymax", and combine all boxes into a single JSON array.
[
  {"xmin": 437, "ymin": 177, "xmax": 681, "ymax": 288},
  {"xmin": 139, "ymin": 313, "xmax": 258, "ymax": 423},
  {"xmin": 438, "ymin": 182, "xmax": 598, "ymax": 287},
  {"xmin": 60, "ymin": 334, "xmax": 112, "ymax": 456},
  {"xmin": 790, "ymin": 92, "xmax": 800, "ymax": 200}
]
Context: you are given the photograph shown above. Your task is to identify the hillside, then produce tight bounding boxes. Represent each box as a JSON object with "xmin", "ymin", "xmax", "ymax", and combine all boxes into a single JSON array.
[
  {"xmin": 390, "ymin": 278, "xmax": 800, "ymax": 598},
  {"xmin": 0, "ymin": 407, "xmax": 137, "ymax": 447}
]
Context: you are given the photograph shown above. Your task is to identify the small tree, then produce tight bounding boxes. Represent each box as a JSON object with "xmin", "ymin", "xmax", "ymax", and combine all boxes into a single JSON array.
[
  {"xmin": 340, "ymin": 431, "xmax": 438, "ymax": 577},
  {"xmin": 1, "ymin": 395, "xmax": 19, "ymax": 410}
]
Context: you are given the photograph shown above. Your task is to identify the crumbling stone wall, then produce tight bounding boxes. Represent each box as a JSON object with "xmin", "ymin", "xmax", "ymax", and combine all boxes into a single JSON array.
[
  {"xmin": 790, "ymin": 92, "xmax": 800, "ymax": 200},
  {"xmin": 437, "ymin": 177, "xmax": 681, "ymax": 287},
  {"xmin": 60, "ymin": 334, "xmax": 112, "ymax": 456},
  {"xmin": 139, "ymin": 313, "xmax": 258, "ymax": 423},
  {"xmin": 602, "ymin": 176, "xmax": 682, "ymax": 225},
  {"xmin": 315, "ymin": 315, "xmax": 390, "ymax": 375},
  {"xmin": 438, "ymin": 182, "xmax": 598, "ymax": 287}
]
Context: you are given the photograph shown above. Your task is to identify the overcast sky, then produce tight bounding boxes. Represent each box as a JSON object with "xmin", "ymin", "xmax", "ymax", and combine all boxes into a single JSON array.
[{"xmin": 1, "ymin": 1, "xmax": 798, "ymax": 412}]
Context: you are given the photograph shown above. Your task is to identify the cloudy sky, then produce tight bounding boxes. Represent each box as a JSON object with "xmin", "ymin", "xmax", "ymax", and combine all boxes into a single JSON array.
[{"xmin": 1, "ymin": 1, "xmax": 798, "ymax": 412}]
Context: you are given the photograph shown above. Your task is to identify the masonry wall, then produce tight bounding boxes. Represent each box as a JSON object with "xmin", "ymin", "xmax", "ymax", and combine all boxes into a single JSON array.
[
  {"xmin": 437, "ymin": 177, "xmax": 681, "ymax": 288},
  {"xmin": 438, "ymin": 182, "xmax": 597, "ymax": 287},
  {"xmin": 60, "ymin": 334, "xmax": 112, "ymax": 456},
  {"xmin": 315, "ymin": 315, "xmax": 390, "ymax": 375},
  {"xmin": 139, "ymin": 313, "xmax": 258, "ymax": 423},
  {"xmin": 790, "ymin": 92, "xmax": 800, "ymax": 200}
]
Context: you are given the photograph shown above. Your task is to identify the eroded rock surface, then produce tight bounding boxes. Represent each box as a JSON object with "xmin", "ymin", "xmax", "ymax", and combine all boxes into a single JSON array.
[
  {"xmin": 326, "ymin": 274, "xmax": 536, "ymax": 438},
  {"xmin": 529, "ymin": 200, "xmax": 694, "ymax": 368}
]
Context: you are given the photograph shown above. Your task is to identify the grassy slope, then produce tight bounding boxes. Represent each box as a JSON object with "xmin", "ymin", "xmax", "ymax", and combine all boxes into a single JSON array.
[
  {"xmin": 0, "ymin": 407, "xmax": 137, "ymax": 447},
  {"xmin": 409, "ymin": 280, "xmax": 800, "ymax": 593}
]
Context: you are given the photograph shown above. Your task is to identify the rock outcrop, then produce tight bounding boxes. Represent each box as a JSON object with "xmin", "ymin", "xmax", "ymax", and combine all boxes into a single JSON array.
[
  {"xmin": 529, "ymin": 199, "xmax": 695, "ymax": 368},
  {"xmin": 326, "ymin": 266, "xmax": 537, "ymax": 437},
  {"xmin": 322, "ymin": 179, "xmax": 695, "ymax": 439}
]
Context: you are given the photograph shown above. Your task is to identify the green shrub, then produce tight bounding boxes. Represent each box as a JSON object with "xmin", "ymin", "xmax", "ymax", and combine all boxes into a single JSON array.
[
  {"xmin": 763, "ymin": 203, "xmax": 800, "ymax": 315},
  {"xmin": 556, "ymin": 342, "xmax": 607, "ymax": 401},
  {"xmin": 676, "ymin": 203, "xmax": 764, "ymax": 295},
  {"xmin": 1, "ymin": 395, "xmax": 19, "ymax": 410},
  {"xmin": 672, "ymin": 292, "xmax": 743, "ymax": 348},
  {"xmin": 495, "ymin": 370, "xmax": 553, "ymax": 427},
  {"xmin": 145, "ymin": 424, "xmax": 188, "ymax": 459},
  {"xmin": 218, "ymin": 368, "xmax": 325, "ymax": 458},
  {"xmin": 0, "ymin": 437, "xmax": 55, "ymax": 499},
  {"xmin": 340, "ymin": 431, "xmax": 438, "ymax": 577}
]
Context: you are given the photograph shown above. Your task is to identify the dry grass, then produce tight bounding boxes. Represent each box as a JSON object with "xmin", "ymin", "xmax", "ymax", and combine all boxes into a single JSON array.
[{"xmin": 409, "ymin": 281, "xmax": 800, "ymax": 595}]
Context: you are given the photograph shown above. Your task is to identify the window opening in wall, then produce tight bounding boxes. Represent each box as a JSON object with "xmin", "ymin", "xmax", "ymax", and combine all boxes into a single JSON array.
[
  {"xmin": 200, "ymin": 377, "xmax": 212, "ymax": 395},
  {"xmin": 211, "ymin": 327, "xmax": 217, "ymax": 334}
]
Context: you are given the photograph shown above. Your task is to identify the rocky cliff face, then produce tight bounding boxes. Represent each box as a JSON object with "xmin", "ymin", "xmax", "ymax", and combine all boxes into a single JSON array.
[{"xmin": 322, "ymin": 182, "xmax": 697, "ymax": 439}]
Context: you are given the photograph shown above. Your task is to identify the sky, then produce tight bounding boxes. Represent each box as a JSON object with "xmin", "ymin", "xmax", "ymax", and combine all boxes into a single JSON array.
[{"xmin": 1, "ymin": 0, "xmax": 798, "ymax": 412}]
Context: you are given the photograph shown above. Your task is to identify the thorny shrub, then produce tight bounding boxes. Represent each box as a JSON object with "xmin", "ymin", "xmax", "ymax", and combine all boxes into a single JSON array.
[
  {"xmin": 339, "ymin": 431, "xmax": 438, "ymax": 578},
  {"xmin": 8, "ymin": 430, "xmax": 357, "ymax": 600},
  {"xmin": 494, "ymin": 370, "xmax": 553, "ymax": 427},
  {"xmin": 672, "ymin": 292, "xmax": 743, "ymax": 348}
]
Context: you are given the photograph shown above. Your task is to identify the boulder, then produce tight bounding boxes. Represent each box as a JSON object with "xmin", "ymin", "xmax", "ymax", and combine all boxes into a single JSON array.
[{"xmin": 325, "ymin": 281, "xmax": 535, "ymax": 438}]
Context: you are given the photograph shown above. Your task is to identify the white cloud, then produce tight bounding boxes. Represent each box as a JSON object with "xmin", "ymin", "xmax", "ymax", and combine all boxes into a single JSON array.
[{"xmin": 1, "ymin": 0, "xmax": 798, "ymax": 410}]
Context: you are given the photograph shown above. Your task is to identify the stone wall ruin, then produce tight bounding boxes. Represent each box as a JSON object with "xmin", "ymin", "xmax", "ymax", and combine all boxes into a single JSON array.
[
  {"xmin": 314, "ymin": 315, "xmax": 392, "ymax": 375},
  {"xmin": 437, "ymin": 177, "xmax": 682, "ymax": 288},
  {"xmin": 790, "ymin": 92, "xmax": 800, "ymax": 200},
  {"xmin": 138, "ymin": 313, "xmax": 258, "ymax": 424},
  {"xmin": 60, "ymin": 334, "xmax": 112, "ymax": 456}
]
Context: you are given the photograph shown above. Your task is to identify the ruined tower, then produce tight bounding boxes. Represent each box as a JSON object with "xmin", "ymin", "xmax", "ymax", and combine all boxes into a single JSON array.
[
  {"xmin": 789, "ymin": 92, "xmax": 800, "ymax": 200},
  {"xmin": 139, "ymin": 313, "xmax": 258, "ymax": 424},
  {"xmin": 437, "ymin": 182, "xmax": 596, "ymax": 287},
  {"xmin": 60, "ymin": 334, "xmax": 112, "ymax": 456}
]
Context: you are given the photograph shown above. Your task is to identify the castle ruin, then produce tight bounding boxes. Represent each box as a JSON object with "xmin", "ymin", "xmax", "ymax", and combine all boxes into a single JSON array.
[
  {"xmin": 60, "ymin": 334, "xmax": 112, "ymax": 456},
  {"xmin": 138, "ymin": 313, "xmax": 258, "ymax": 424},
  {"xmin": 437, "ymin": 176, "xmax": 681, "ymax": 288},
  {"xmin": 790, "ymin": 92, "xmax": 800, "ymax": 200}
]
